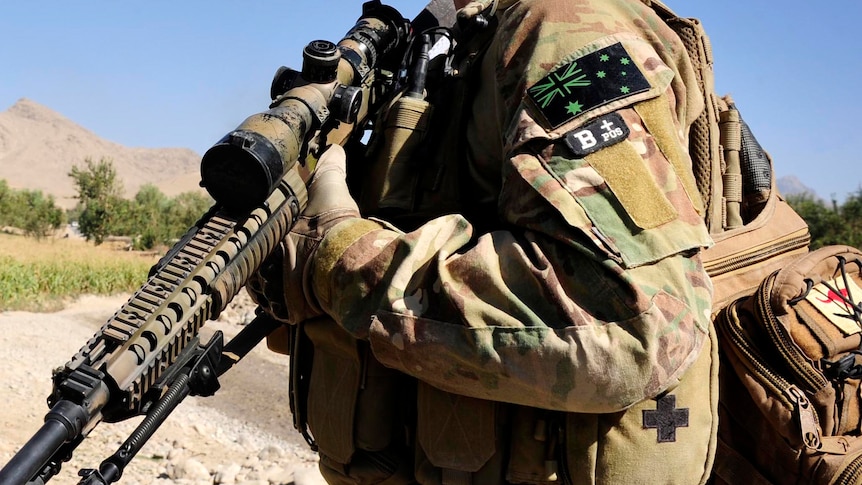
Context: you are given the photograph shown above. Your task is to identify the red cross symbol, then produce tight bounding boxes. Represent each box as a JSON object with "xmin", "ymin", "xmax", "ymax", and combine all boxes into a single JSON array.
[{"xmin": 817, "ymin": 288, "xmax": 849, "ymax": 305}]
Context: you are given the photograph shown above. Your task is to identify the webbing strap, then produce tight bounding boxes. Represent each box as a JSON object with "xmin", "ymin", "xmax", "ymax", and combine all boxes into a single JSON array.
[
  {"xmin": 442, "ymin": 469, "xmax": 472, "ymax": 485},
  {"xmin": 640, "ymin": 0, "xmax": 725, "ymax": 233},
  {"xmin": 712, "ymin": 438, "xmax": 774, "ymax": 485},
  {"xmin": 639, "ymin": 0, "xmax": 679, "ymax": 21},
  {"xmin": 720, "ymin": 108, "xmax": 743, "ymax": 227}
]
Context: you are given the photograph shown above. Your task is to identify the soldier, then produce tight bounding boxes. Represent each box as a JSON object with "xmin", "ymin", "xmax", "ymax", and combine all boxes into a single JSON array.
[{"xmin": 249, "ymin": 0, "xmax": 718, "ymax": 483}]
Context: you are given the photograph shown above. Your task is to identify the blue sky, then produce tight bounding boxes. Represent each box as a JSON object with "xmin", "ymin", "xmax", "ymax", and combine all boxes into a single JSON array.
[{"xmin": 1, "ymin": 1, "xmax": 860, "ymax": 201}]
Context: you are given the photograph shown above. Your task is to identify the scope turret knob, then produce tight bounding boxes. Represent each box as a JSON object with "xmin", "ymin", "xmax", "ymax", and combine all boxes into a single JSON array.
[
  {"xmin": 302, "ymin": 40, "xmax": 341, "ymax": 84},
  {"xmin": 331, "ymin": 86, "xmax": 363, "ymax": 124},
  {"xmin": 270, "ymin": 66, "xmax": 300, "ymax": 100}
]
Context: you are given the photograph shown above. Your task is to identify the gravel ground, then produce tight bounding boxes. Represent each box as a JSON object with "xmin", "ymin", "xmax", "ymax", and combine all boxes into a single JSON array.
[{"xmin": 0, "ymin": 291, "xmax": 326, "ymax": 485}]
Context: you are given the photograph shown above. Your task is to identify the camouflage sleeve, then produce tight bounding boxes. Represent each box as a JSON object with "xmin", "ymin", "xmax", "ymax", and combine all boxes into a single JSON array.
[{"xmin": 309, "ymin": 0, "xmax": 715, "ymax": 413}]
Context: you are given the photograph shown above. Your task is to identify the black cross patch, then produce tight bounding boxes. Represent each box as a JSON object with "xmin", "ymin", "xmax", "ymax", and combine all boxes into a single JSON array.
[{"xmin": 643, "ymin": 395, "xmax": 689, "ymax": 443}]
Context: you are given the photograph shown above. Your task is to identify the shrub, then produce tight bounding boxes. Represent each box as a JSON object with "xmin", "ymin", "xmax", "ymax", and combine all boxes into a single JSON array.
[
  {"xmin": 787, "ymin": 189, "xmax": 862, "ymax": 250},
  {"xmin": 69, "ymin": 157, "xmax": 124, "ymax": 244},
  {"xmin": 0, "ymin": 180, "xmax": 66, "ymax": 238},
  {"xmin": 69, "ymin": 158, "xmax": 213, "ymax": 250}
]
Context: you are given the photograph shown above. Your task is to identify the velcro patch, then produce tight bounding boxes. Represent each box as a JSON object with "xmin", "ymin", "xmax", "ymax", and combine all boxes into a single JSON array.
[
  {"xmin": 527, "ymin": 42, "xmax": 651, "ymax": 129},
  {"xmin": 564, "ymin": 113, "xmax": 630, "ymax": 157},
  {"xmin": 806, "ymin": 276, "xmax": 862, "ymax": 336}
]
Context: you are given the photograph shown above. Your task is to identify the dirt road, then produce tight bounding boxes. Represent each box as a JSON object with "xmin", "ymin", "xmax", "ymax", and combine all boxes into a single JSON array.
[{"xmin": 0, "ymin": 292, "xmax": 324, "ymax": 485}]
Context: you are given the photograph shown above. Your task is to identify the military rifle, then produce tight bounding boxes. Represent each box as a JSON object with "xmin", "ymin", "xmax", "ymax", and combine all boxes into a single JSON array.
[{"xmin": 0, "ymin": 1, "xmax": 444, "ymax": 483}]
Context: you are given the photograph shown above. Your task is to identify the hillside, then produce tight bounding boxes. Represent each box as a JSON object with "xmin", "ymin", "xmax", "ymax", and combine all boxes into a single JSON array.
[
  {"xmin": 0, "ymin": 98, "xmax": 204, "ymax": 209},
  {"xmin": 777, "ymin": 174, "xmax": 821, "ymax": 200}
]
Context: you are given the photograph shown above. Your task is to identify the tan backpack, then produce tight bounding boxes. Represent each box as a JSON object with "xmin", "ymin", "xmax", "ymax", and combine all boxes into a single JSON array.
[
  {"xmin": 713, "ymin": 246, "xmax": 862, "ymax": 484},
  {"xmin": 641, "ymin": 3, "xmax": 862, "ymax": 485},
  {"xmin": 652, "ymin": 3, "xmax": 862, "ymax": 484},
  {"xmin": 645, "ymin": 2, "xmax": 810, "ymax": 307}
]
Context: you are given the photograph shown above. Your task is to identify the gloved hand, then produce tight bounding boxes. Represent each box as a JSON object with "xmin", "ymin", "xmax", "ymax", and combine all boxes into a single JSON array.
[{"xmin": 247, "ymin": 144, "xmax": 359, "ymax": 323}]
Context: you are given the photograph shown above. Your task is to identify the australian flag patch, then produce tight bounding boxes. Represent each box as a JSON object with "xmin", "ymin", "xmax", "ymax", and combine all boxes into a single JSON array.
[{"xmin": 527, "ymin": 42, "xmax": 651, "ymax": 129}]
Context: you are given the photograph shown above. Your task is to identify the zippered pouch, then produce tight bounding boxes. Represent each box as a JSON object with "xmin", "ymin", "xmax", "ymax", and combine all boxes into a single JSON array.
[
  {"xmin": 713, "ymin": 246, "xmax": 862, "ymax": 484},
  {"xmin": 697, "ymin": 95, "xmax": 810, "ymax": 309},
  {"xmin": 703, "ymin": 197, "xmax": 810, "ymax": 309}
]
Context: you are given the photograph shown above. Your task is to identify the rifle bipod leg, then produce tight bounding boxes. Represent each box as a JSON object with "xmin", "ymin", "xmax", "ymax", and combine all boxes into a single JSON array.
[
  {"xmin": 74, "ymin": 313, "xmax": 281, "ymax": 485},
  {"xmin": 77, "ymin": 333, "xmax": 225, "ymax": 485}
]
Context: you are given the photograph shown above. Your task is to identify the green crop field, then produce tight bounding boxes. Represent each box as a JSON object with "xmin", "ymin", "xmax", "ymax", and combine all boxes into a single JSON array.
[{"xmin": 0, "ymin": 233, "xmax": 159, "ymax": 312}]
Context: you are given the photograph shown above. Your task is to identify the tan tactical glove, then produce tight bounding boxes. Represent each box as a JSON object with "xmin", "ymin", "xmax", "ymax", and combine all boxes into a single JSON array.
[{"xmin": 247, "ymin": 144, "xmax": 359, "ymax": 323}]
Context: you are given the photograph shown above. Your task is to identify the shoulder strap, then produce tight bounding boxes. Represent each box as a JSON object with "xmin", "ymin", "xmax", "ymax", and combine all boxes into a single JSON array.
[
  {"xmin": 640, "ymin": 0, "xmax": 727, "ymax": 233},
  {"xmin": 712, "ymin": 438, "xmax": 774, "ymax": 485},
  {"xmin": 639, "ymin": 0, "xmax": 678, "ymax": 20}
]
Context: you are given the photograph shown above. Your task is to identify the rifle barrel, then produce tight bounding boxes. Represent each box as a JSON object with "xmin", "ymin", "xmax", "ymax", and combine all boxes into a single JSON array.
[{"xmin": 0, "ymin": 407, "xmax": 79, "ymax": 485}]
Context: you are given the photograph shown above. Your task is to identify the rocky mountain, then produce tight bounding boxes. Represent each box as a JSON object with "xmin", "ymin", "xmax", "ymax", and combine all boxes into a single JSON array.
[{"xmin": 0, "ymin": 98, "xmax": 204, "ymax": 209}]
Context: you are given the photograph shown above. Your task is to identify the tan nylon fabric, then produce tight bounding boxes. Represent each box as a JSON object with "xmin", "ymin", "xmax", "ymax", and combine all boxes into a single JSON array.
[
  {"xmin": 715, "ymin": 247, "xmax": 862, "ymax": 484},
  {"xmin": 662, "ymin": 17, "xmax": 723, "ymax": 233}
]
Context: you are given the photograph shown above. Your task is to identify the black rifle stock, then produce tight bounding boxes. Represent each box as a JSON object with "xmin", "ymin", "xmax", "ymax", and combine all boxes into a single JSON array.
[{"xmin": 0, "ymin": 2, "xmax": 412, "ymax": 483}]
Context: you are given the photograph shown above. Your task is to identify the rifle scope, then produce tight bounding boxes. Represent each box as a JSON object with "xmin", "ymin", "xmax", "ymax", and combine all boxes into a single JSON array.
[{"xmin": 200, "ymin": 1, "xmax": 409, "ymax": 212}]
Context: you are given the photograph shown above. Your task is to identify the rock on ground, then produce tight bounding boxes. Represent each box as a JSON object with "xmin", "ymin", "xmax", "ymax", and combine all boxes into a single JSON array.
[{"xmin": 0, "ymin": 291, "xmax": 325, "ymax": 484}]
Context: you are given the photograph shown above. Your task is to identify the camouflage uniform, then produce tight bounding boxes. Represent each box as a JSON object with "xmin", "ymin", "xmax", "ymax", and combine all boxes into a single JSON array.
[{"xmin": 291, "ymin": 0, "xmax": 718, "ymax": 483}]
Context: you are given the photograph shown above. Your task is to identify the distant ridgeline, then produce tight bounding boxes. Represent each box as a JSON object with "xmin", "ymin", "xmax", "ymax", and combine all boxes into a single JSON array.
[
  {"xmin": 777, "ymin": 175, "xmax": 821, "ymax": 200},
  {"xmin": 0, "ymin": 98, "xmax": 204, "ymax": 210}
]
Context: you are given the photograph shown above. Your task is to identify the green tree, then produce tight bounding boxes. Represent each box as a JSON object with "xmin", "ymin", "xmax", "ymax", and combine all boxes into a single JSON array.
[
  {"xmin": 164, "ymin": 191, "xmax": 212, "ymax": 239},
  {"xmin": 838, "ymin": 190, "xmax": 862, "ymax": 248},
  {"xmin": 67, "ymin": 156, "xmax": 214, "ymax": 250},
  {"xmin": 787, "ymin": 191, "xmax": 862, "ymax": 250},
  {"xmin": 69, "ymin": 157, "xmax": 124, "ymax": 244},
  {"xmin": 126, "ymin": 188, "xmax": 212, "ymax": 250},
  {"xmin": 129, "ymin": 184, "xmax": 169, "ymax": 250},
  {"xmin": 18, "ymin": 189, "xmax": 65, "ymax": 239},
  {"xmin": 0, "ymin": 180, "xmax": 65, "ymax": 238},
  {"xmin": 0, "ymin": 180, "xmax": 15, "ymax": 227}
]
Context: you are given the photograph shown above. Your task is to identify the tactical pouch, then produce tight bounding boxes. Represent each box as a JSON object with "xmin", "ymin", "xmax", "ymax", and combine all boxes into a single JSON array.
[
  {"xmin": 304, "ymin": 317, "xmax": 362, "ymax": 464},
  {"xmin": 450, "ymin": 324, "xmax": 719, "ymax": 485},
  {"xmin": 414, "ymin": 382, "xmax": 505, "ymax": 485},
  {"xmin": 303, "ymin": 317, "xmax": 415, "ymax": 485},
  {"xmin": 561, "ymin": 322, "xmax": 719, "ymax": 485},
  {"xmin": 360, "ymin": 93, "xmax": 434, "ymax": 216},
  {"xmin": 713, "ymin": 246, "xmax": 862, "ymax": 484},
  {"xmin": 505, "ymin": 407, "xmax": 561, "ymax": 485},
  {"xmin": 700, "ymin": 97, "xmax": 810, "ymax": 308}
]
